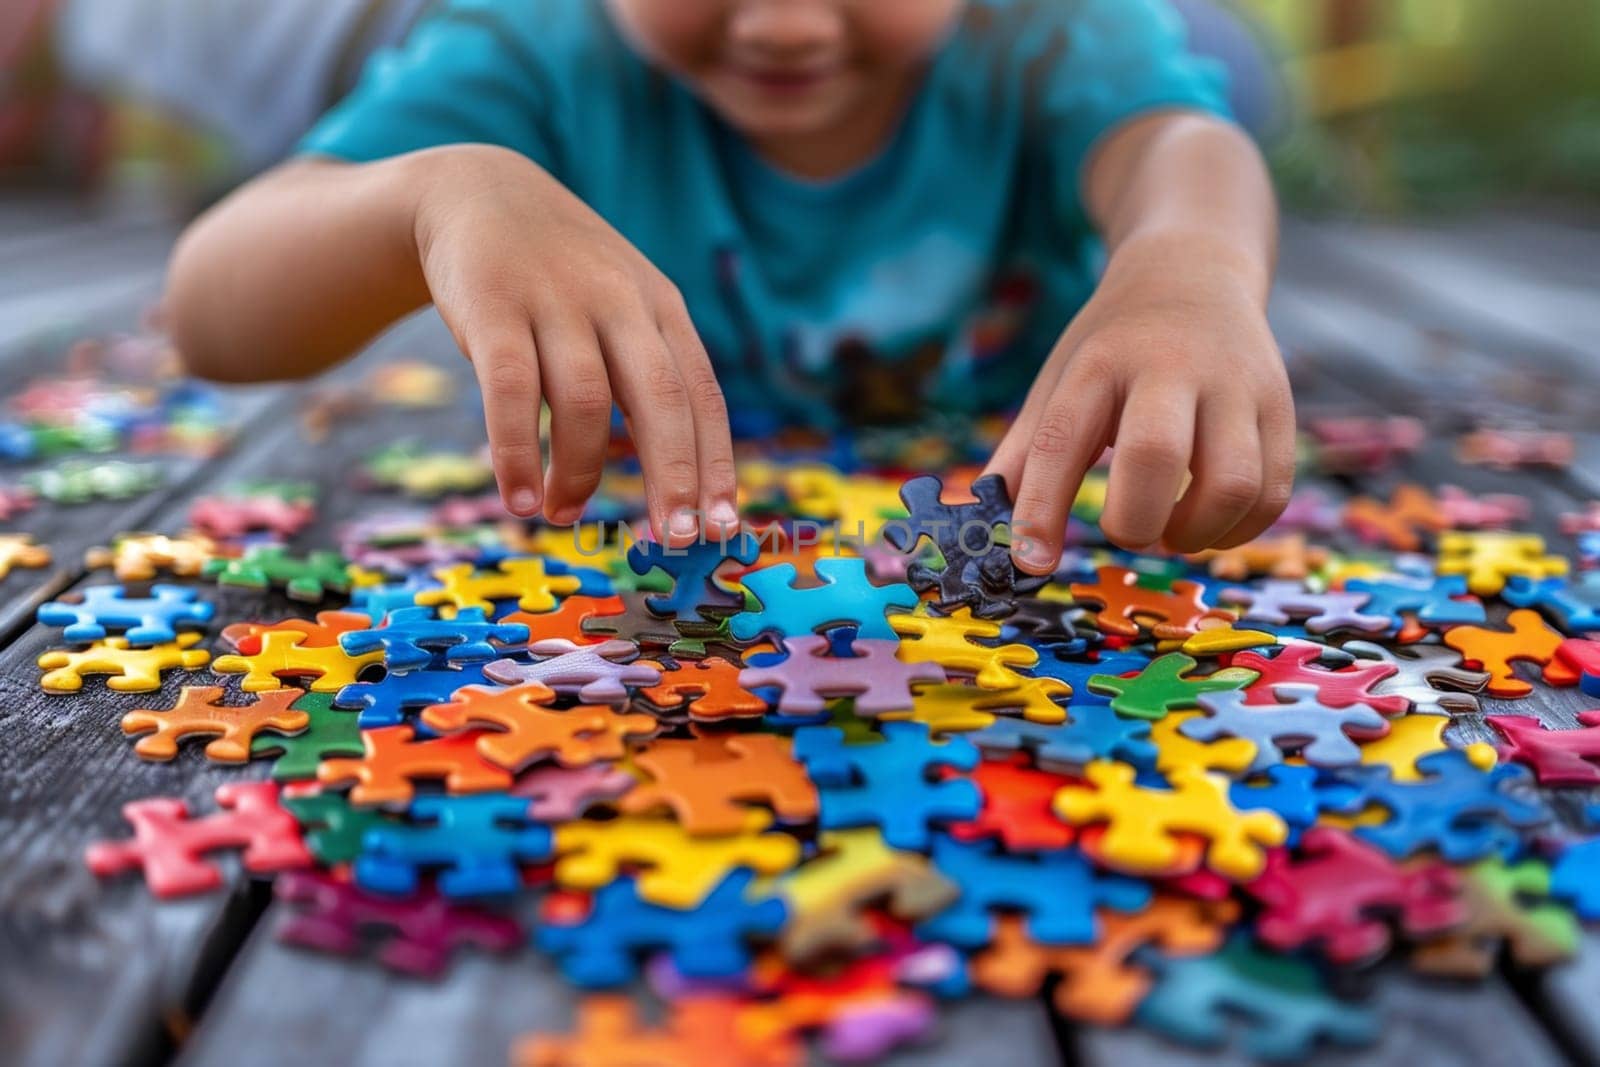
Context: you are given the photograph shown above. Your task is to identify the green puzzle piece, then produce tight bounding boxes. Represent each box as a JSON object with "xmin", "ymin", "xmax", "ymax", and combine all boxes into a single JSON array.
[
  {"xmin": 283, "ymin": 789, "xmax": 396, "ymax": 865},
  {"xmin": 250, "ymin": 692, "xmax": 363, "ymax": 781},
  {"xmin": 1087, "ymin": 652, "xmax": 1258, "ymax": 721},
  {"xmin": 205, "ymin": 545, "xmax": 353, "ymax": 601}
]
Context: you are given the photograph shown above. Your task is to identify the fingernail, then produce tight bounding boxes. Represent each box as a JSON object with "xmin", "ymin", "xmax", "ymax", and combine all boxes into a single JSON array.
[
  {"xmin": 1017, "ymin": 543, "xmax": 1057, "ymax": 572},
  {"xmin": 668, "ymin": 508, "xmax": 699, "ymax": 540},
  {"xmin": 510, "ymin": 488, "xmax": 540, "ymax": 516},
  {"xmin": 709, "ymin": 501, "xmax": 739, "ymax": 532},
  {"xmin": 549, "ymin": 504, "xmax": 581, "ymax": 525}
]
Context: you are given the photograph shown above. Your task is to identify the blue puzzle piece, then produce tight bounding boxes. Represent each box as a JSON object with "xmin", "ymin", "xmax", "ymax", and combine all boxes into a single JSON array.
[
  {"xmin": 335, "ymin": 661, "xmax": 494, "ymax": 728},
  {"xmin": 1344, "ymin": 575, "xmax": 1485, "ymax": 628},
  {"xmin": 792, "ymin": 721, "xmax": 980, "ymax": 850},
  {"xmin": 38, "ymin": 583, "xmax": 214, "ymax": 644},
  {"xmin": 730, "ymin": 557, "xmax": 918, "ymax": 642},
  {"xmin": 349, "ymin": 575, "xmax": 441, "ymax": 623},
  {"xmin": 1026, "ymin": 650, "xmax": 1150, "ymax": 705},
  {"xmin": 544, "ymin": 559, "xmax": 615, "ymax": 598},
  {"xmin": 1136, "ymin": 935, "xmax": 1379, "ymax": 1061},
  {"xmin": 535, "ymin": 870, "xmax": 786, "ymax": 988},
  {"xmin": 1505, "ymin": 573, "xmax": 1600, "ymax": 634},
  {"xmin": 971, "ymin": 705, "xmax": 1157, "ymax": 771},
  {"xmin": 1577, "ymin": 532, "xmax": 1600, "ymax": 570},
  {"xmin": 338, "ymin": 605, "xmax": 529, "ymax": 670},
  {"xmin": 355, "ymin": 793, "xmax": 551, "ymax": 898},
  {"xmin": 627, "ymin": 532, "xmax": 760, "ymax": 621},
  {"xmin": 1551, "ymin": 836, "xmax": 1600, "ymax": 920},
  {"xmin": 916, "ymin": 835, "xmax": 1148, "ymax": 948},
  {"xmin": 1229, "ymin": 764, "xmax": 1365, "ymax": 845},
  {"xmin": 1337, "ymin": 750, "xmax": 1549, "ymax": 863}
]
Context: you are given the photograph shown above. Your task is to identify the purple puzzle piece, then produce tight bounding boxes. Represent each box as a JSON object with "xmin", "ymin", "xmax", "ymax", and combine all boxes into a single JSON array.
[
  {"xmin": 1220, "ymin": 580, "xmax": 1389, "ymax": 634},
  {"xmin": 274, "ymin": 870, "xmax": 522, "ymax": 977},
  {"xmin": 738, "ymin": 634, "xmax": 946, "ymax": 716},
  {"xmin": 511, "ymin": 763, "xmax": 637, "ymax": 821},
  {"xmin": 823, "ymin": 998, "xmax": 938, "ymax": 1064},
  {"xmin": 485, "ymin": 638, "xmax": 661, "ymax": 704}
]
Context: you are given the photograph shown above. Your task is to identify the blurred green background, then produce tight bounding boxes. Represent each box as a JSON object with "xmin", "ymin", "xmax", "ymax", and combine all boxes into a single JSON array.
[
  {"xmin": 1255, "ymin": 0, "xmax": 1600, "ymax": 212},
  {"xmin": 3, "ymin": 0, "xmax": 1598, "ymax": 215}
]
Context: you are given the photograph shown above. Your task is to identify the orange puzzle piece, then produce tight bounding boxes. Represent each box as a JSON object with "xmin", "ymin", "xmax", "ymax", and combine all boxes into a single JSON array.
[
  {"xmin": 85, "ymin": 531, "xmax": 218, "ymax": 582},
  {"xmin": 220, "ymin": 611, "xmax": 371, "ymax": 654},
  {"xmin": 1068, "ymin": 566, "xmax": 1234, "ymax": 639},
  {"xmin": 1188, "ymin": 533, "xmax": 1331, "ymax": 582},
  {"xmin": 1343, "ymin": 485, "xmax": 1445, "ymax": 551},
  {"xmin": 621, "ymin": 730, "xmax": 818, "ymax": 835},
  {"xmin": 420, "ymin": 682, "xmax": 657, "ymax": 772},
  {"xmin": 515, "ymin": 996, "xmax": 800, "ymax": 1067},
  {"xmin": 501, "ymin": 595, "xmax": 626, "ymax": 645},
  {"xmin": 1443, "ymin": 609, "xmax": 1565, "ymax": 698},
  {"xmin": 971, "ymin": 896, "xmax": 1239, "ymax": 1024},
  {"xmin": 638, "ymin": 656, "xmax": 771, "ymax": 721},
  {"xmin": 121, "ymin": 686, "xmax": 309, "ymax": 763},
  {"xmin": 0, "ymin": 533, "xmax": 52, "ymax": 579},
  {"xmin": 316, "ymin": 724, "xmax": 514, "ymax": 806}
]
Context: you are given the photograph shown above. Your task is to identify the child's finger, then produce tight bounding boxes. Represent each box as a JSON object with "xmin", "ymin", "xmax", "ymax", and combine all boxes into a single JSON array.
[
  {"xmin": 536, "ymin": 315, "xmax": 612, "ymax": 525},
  {"xmin": 1161, "ymin": 397, "xmax": 1262, "ymax": 552},
  {"xmin": 599, "ymin": 308, "xmax": 706, "ymax": 547},
  {"xmin": 658, "ymin": 300, "xmax": 740, "ymax": 536},
  {"xmin": 1100, "ymin": 385, "xmax": 1195, "ymax": 551},
  {"xmin": 463, "ymin": 319, "xmax": 545, "ymax": 518},
  {"xmin": 999, "ymin": 371, "xmax": 1114, "ymax": 575},
  {"xmin": 1212, "ymin": 403, "xmax": 1298, "ymax": 549}
]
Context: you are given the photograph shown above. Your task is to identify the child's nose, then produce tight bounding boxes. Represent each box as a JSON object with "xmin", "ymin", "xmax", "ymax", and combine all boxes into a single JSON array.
[{"xmin": 728, "ymin": 0, "xmax": 846, "ymax": 57}]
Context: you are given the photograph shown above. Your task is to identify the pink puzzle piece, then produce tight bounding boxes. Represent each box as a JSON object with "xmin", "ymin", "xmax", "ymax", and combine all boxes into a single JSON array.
[
  {"xmin": 484, "ymin": 639, "xmax": 662, "ymax": 704},
  {"xmin": 511, "ymin": 763, "xmax": 638, "ymax": 821},
  {"xmin": 85, "ymin": 781, "xmax": 311, "ymax": 897},
  {"xmin": 738, "ymin": 635, "xmax": 946, "ymax": 716}
]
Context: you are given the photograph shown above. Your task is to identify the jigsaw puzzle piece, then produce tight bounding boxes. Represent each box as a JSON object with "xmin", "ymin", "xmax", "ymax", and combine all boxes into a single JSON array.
[
  {"xmin": 121, "ymin": 685, "xmax": 308, "ymax": 763},
  {"xmin": 86, "ymin": 781, "xmax": 311, "ymax": 897}
]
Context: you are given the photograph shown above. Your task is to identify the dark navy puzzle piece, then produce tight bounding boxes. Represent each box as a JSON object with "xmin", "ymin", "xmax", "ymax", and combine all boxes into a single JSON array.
[
  {"xmin": 627, "ymin": 532, "xmax": 760, "ymax": 622},
  {"xmin": 882, "ymin": 473, "xmax": 1047, "ymax": 619}
]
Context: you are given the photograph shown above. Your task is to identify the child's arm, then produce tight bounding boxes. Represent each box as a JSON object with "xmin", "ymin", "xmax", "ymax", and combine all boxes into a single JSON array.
[
  {"xmin": 989, "ymin": 112, "xmax": 1293, "ymax": 572},
  {"xmin": 166, "ymin": 144, "xmax": 739, "ymax": 543}
]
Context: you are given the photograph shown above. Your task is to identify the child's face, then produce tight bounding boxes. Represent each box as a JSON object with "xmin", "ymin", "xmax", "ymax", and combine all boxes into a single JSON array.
[{"xmin": 605, "ymin": 0, "xmax": 962, "ymax": 143}]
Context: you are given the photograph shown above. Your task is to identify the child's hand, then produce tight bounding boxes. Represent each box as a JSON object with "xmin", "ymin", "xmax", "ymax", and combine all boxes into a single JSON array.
[
  {"xmin": 986, "ymin": 232, "xmax": 1295, "ymax": 574},
  {"xmin": 412, "ymin": 145, "xmax": 738, "ymax": 544}
]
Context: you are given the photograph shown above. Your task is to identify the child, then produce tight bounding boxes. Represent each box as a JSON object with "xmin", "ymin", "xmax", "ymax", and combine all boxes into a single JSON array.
[{"xmin": 165, "ymin": 0, "xmax": 1294, "ymax": 576}]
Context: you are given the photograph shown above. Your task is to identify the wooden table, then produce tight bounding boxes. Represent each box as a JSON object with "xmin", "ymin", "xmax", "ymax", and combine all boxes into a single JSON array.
[{"xmin": 1, "ymin": 196, "xmax": 1597, "ymax": 1066}]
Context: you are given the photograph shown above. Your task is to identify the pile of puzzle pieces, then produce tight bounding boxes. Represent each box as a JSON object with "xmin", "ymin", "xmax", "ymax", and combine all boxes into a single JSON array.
[{"xmin": 55, "ymin": 445, "xmax": 1600, "ymax": 1063}]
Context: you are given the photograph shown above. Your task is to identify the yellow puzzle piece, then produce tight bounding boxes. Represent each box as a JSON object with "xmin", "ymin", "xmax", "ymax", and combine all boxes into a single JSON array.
[
  {"xmin": 880, "ymin": 683, "xmax": 1000, "ymax": 736},
  {"xmin": 552, "ymin": 811, "xmax": 801, "ymax": 908},
  {"xmin": 1054, "ymin": 761, "xmax": 1287, "ymax": 881},
  {"xmin": 1436, "ymin": 532, "xmax": 1567, "ymax": 597},
  {"xmin": 212, "ymin": 629, "xmax": 383, "ymax": 692},
  {"xmin": 38, "ymin": 634, "xmax": 210, "ymax": 693},
  {"xmin": 84, "ymin": 531, "xmax": 216, "ymax": 582},
  {"xmin": 1148, "ymin": 710, "xmax": 1258, "ymax": 776},
  {"xmin": 0, "ymin": 533, "xmax": 52, "ymax": 579},
  {"xmin": 417, "ymin": 558, "xmax": 583, "ymax": 617},
  {"xmin": 768, "ymin": 828, "xmax": 958, "ymax": 963},
  {"xmin": 891, "ymin": 607, "xmax": 1038, "ymax": 679}
]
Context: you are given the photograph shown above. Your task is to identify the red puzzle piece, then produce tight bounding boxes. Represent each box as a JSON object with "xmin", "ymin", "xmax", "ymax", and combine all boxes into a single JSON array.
[
  {"xmin": 947, "ymin": 755, "xmax": 1079, "ymax": 851},
  {"xmin": 85, "ymin": 781, "xmax": 312, "ymax": 897},
  {"xmin": 1488, "ymin": 711, "xmax": 1600, "ymax": 787},
  {"xmin": 1232, "ymin": 641, "xmax": 1408, "ymax": 715},
  {"xmin": 1246, "ymin": 827, "xmax": 1464, "ymax": 964}
]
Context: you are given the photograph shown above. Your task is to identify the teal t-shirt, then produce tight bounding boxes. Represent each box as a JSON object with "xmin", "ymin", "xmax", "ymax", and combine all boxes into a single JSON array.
[{"xmin": 301, "ymin": 0, "xmax": 1229, "ymax": 431}]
